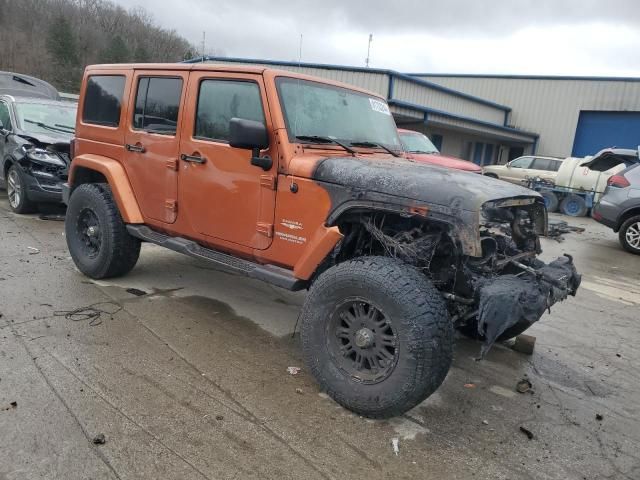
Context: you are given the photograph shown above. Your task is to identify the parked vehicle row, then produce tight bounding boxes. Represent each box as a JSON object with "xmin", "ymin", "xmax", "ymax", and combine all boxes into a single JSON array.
[{"xmin": 482, "ymin": 155, "xmax": 564, "ymax": 185}]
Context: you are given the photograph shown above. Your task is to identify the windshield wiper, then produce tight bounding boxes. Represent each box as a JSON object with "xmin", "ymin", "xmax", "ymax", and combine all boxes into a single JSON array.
[
  {"xmin": 54, "ymin": 123, "xmax": 75, "ymax": 132},
  {"xmin": 408, "ymin": 150, "xmax": 438, "ymax": 154},
  {"xmin": 24, "ymin": 119, "xmax": 74, "ymax": 134},
  {"xmin": 295, "ymin": 135, "xmax": 356, "ymax": 155},
  {"xmin": 350, "ymin": 141, "xmax": 401, "ymax": 157}
]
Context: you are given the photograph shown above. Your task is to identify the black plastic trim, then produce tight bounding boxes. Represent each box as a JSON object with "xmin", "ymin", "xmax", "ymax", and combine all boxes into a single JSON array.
[{"xmin": 126, "ymin": 225, "xmax": 306, "ymax": 291}]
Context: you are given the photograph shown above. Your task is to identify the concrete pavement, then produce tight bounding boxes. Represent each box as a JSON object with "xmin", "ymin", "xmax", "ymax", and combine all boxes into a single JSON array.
[{"xmin": 1, "ymin": 192, "xmax": 639, "ymax": 480}]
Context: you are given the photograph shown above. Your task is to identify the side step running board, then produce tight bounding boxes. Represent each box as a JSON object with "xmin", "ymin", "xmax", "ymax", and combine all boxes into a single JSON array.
[{"xmin": 126, "ymin": 225, "xmax": 306, "ymax": 291}]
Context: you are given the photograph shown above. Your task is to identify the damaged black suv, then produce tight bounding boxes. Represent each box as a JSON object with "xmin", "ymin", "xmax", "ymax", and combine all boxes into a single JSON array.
[{"xmin": 0, "ymin": 95, "xmax": 76, "ymax": 213}]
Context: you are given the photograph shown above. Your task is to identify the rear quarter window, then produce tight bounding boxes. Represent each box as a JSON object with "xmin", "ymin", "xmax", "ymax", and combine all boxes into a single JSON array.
[
  {"xmin": 82, "ymin": 75, "xmax": 126, "ymax": 127},
  {"xmin": 531, "ymin": 158, "xmax": 553, "ymax": 171}
]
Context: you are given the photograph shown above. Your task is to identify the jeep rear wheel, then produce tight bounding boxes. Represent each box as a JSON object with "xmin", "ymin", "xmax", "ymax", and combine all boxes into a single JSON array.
[
  {"xmin": 300, "ymin": 256, "xmax": 453, "ymax": 418},
  {"xmin": 65, "ymin": 183, "xmax": 140, "ymax": 279}
]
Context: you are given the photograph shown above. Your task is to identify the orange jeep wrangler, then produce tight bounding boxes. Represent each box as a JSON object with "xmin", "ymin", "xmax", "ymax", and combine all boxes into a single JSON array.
[{"xmin": 64, "ymin": 63, "xmax": 581, "ymax": 418}]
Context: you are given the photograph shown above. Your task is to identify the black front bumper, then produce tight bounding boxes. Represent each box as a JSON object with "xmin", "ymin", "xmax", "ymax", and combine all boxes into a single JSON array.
[{"xmin": 22, "ymin": 165, "xmax": 66, "ymax": 204}]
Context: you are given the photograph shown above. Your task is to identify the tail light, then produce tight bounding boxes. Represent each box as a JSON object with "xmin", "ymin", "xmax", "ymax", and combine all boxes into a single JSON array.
[
  {"xmin": 607, "ymin": 174, "xmax": 630, "ymax": 188},
  {"xmin": 70, "ymin": 138, "xmax": 76, "ymax": 160}
]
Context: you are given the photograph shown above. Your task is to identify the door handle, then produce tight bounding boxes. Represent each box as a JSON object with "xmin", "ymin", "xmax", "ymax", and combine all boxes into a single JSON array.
[
  {"xmin": 180, "ymin": 153, "xmax": 207, "ymax": 164},
  {"xmin": 125, "ymin": 143, "xmax": 145, "ymax": 153}
]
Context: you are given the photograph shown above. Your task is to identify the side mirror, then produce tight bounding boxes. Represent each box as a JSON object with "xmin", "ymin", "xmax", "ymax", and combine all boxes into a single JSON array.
[
  {"xmin": 506, "ymin": 162, "xmax": 512, "ymax": 168},
  {"xmin": 229, "ymin": 118, "xmax": 272, "ymax": 171}
]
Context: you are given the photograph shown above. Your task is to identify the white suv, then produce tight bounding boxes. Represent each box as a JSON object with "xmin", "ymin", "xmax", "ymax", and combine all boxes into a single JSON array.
[{"xmin": 483, "ymin": 156, "xmax": 563, "ymax": 185}]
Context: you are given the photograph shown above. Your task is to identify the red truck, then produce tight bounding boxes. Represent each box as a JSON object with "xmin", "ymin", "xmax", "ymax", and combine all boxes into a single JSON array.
[{"xmin": 398, "ymin": 128, "xmax": 481, "ymax": 173}]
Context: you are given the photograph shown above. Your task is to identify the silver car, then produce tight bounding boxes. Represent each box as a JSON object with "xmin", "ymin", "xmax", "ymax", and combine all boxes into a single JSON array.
[{"xmin": 591, "ymin": 151, "xmax": 640, "ymax": 254}]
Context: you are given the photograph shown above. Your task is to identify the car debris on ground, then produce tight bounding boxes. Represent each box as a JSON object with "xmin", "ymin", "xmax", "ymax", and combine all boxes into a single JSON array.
[
  {"xmin": 519, "ymin": 426, "xmax": 535, "ymax": 440},
  {"xmin": 546, "ymin": 219, "xmax": 586, "ymax": 241},
  {"xmin": 53, "ymin": 302, "xmax": 123, "ymax": 327},
  {"xmin": 511, "ymin": 334, "xmax": 536, "ymax": 355},
  {"xmin": 516, "ymin": 378, "xmax": 533, "ymax": 394},
  {"xmin": 391, "ymin": 438, "xmax": 400, "ymax": 455}
]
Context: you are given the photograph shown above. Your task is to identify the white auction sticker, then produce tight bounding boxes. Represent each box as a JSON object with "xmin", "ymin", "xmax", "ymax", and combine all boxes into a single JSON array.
[{"xmin": 369, "ymin": 98, "xmax": 391, "ymax": 115}]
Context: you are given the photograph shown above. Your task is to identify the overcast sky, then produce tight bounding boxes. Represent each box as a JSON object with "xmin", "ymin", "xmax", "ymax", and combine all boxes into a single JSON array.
[{"xmin": 114, "ymin": 0, "xmax": 640, "ymax": 76}]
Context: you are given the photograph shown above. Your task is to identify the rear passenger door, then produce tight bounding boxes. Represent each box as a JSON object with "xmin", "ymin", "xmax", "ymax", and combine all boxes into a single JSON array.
[
  {"xmin": 178, "ymin": 71, "xmax": 277, "ymax": 250},
  {"xmin": 123, "ymin": 71, "xmax": 189, "ymax": 224}
]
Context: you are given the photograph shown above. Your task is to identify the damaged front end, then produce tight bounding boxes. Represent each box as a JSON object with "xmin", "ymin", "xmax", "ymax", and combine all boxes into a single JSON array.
[
  {"xmin": 333, "ymin": 195, "xmax": 581, "ymax": 358},
  {"xmin": 450, "ymin": 198, "xmax": 581, "ymax": 356}
]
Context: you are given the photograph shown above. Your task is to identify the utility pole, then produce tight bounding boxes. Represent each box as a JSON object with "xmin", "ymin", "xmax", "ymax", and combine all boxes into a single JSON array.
[
  {"xmin": 201, "ymin": 31, "xmax": 206, "ymax": 61},
  {"xmin": 365, "ymin": 33, "xmax": 373, "ymax": 68}
]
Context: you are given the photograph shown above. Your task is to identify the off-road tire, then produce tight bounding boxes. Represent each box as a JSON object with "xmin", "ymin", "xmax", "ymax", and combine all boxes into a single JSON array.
[
  {"xmin": 7, "ymin": 164, "xmax": 37, "ymax": 214},
  {"xmin": 619, "ymin": 215, "xmax": 640, "ymax": 255},
  {"xmin": 65, "ymin": 183, "xmax": 140, "ymax": 279},
  {"xmin": 300, "ymin": 256, "xmax": 453, "ymax": 418}
]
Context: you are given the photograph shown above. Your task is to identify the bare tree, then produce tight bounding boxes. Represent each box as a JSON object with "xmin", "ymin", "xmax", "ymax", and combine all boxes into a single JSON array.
[{"xmin": 0, "ymin": 0, "xmax": 195, "ymax": 92}]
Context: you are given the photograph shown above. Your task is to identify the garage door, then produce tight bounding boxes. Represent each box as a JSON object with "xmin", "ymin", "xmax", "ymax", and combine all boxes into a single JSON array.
[{"xmin": 572, "ymin": 111, "xmax": 640, "ymax": 157}]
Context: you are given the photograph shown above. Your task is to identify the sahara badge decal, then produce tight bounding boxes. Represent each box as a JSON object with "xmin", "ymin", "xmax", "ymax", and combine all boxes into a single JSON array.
[
  {"xmin": 281, "ymin": 219, "xmax": 304, "ymax": 230},
  {"xmin": 276, "ymin": 219, "xmax": 306, "ymax": 244}
]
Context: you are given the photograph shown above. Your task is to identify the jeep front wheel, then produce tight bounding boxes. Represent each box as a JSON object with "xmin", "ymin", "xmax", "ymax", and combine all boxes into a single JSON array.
[
  {"xmin": 65, "ymin": 183, "xmax": 141, "ymax": 279},
  {"xmin": 300, "ymin": 256, "xmax": 453, "ymax": 418}
]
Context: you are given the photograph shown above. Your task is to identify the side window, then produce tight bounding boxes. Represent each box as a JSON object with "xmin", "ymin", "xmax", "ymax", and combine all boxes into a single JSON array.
[
  {"xmin": 0, "ymin": 102, "xmax": 11, "ymax": 130},
  {"xmin": 195, "ymin": 79, "xmax": 264, "ymax": 142},
  {"xmin": 550, "ymin": 160, "xmax": 562, "ymax": 171},
  {"xmin": 133, "ymin": 77, "xmax": 183, "ymax": 134},
  {"xmin": 531, "ymin": 158, "xmax": 552, "ymax": 171},
  {"xmin": 82, "ymin": 75, "xmax": 126, "ymax": 127},
  {"xmin": 510, "ymin": 157, "xmax": 533, "ymax": 169}
]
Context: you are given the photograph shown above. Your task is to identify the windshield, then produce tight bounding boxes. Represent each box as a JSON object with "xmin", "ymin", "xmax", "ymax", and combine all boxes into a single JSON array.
[
  {"xmin": 15, "ymin": 102, "xmax": 77, "ymax": 135},
  {"xmin": 276, "ymin": 77, "xmax": 401, "ymax": 151},
  {"xmin": 399, "ymin": 131, "xmax": 439, "ymax": 154}
]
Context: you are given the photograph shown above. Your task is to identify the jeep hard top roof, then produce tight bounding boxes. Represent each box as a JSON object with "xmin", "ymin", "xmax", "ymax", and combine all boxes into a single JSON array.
[{"xmin": 84, "ymin": 63, "xmax": 384, "ymax": 99}]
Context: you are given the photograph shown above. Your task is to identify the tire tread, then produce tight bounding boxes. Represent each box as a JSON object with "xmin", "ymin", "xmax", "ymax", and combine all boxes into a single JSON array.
[
  {"xmin": 300, "ymin": 256, "xmax": 453, "ymax": 418},
  {"xmin": 66, "ymin": 183, "xmax": 140, "ymax": 278}
]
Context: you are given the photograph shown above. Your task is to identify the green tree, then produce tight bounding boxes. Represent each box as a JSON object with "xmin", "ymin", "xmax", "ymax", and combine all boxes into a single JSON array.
[
  {"xmin": 46, "ymin": 16, "xmax": 79, "ymax": 91},
  {"xmin": 133, "ymin": 44, "xmax": 150, "ymax": 62},
  {"xmin": 100, "ymin": 36, "xmax": 129, "ymax": 63},
  {"xmin": 46, "ymin": 16, "xmax": 78, "ymax": 66}
]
